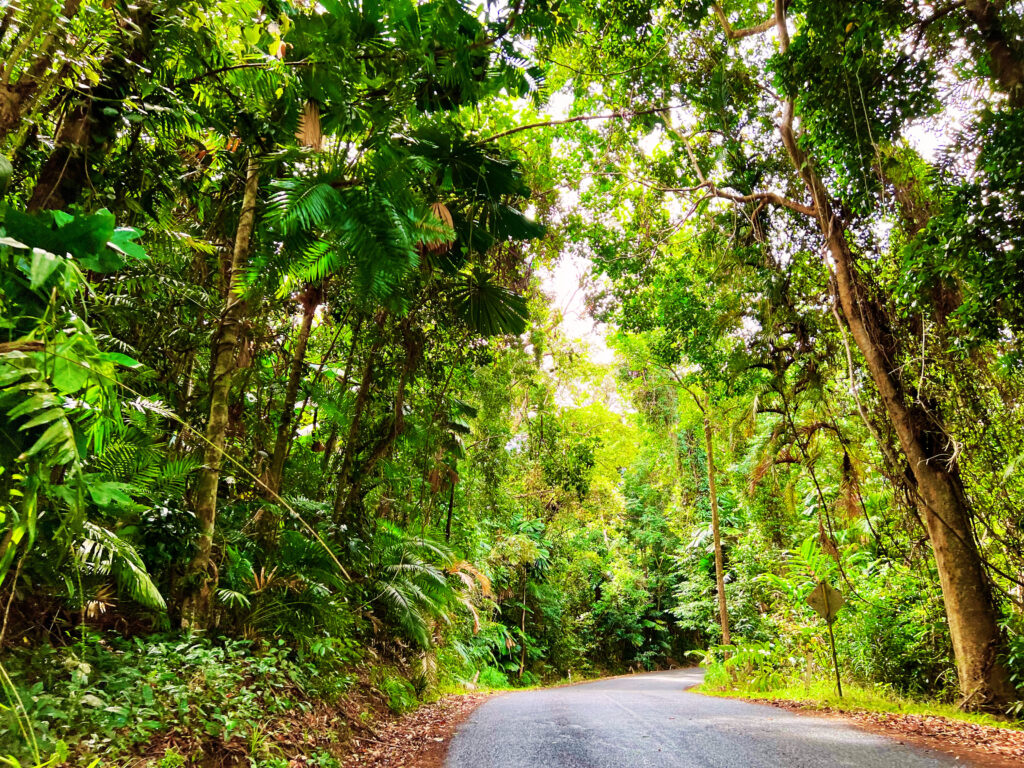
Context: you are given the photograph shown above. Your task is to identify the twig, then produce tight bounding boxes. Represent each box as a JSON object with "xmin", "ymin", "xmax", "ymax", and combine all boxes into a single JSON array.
[
  {"xmin": 0, "ymin": 552, "xmax": 25, "ymax": 647},
  {"xmin": 482, "ymin": 104, "xmax": 684, "ymax": 142}
]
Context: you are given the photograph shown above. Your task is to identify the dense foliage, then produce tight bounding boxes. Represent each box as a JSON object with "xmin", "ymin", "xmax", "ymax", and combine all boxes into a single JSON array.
[{"xmin": 2, "ymin": 0, "xmax": 1024, "ymax": 764}]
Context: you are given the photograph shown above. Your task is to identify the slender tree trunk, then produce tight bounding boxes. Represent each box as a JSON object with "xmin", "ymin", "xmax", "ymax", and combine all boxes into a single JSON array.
[
  {"xmin": 320, "ymin": 428, "xmax": 338, "ymax": 469},
  {"xmin": 181, "ymin": 156, "xmax": 260, "ymax": 630},
  {"xmin": 293, "ymin": 311, "xmax": 349, "ymax": 446},
  {"xmin": 518, "ymin": 579, "xmax": 528, "ymax": 678},
  {"xmin": 703, "ymin": 402, "xmax": 730, "ymax": 646},
  {"xmin": 319, "ymin": 316, "xmax": 362, "ymax": 494},
  {"xmin": 0, "ymin": 6, "xmax": 14, "ymax": 48},
  {"xmin": 332, "ymin": 342, "xmax": 381, "ymax": 524},
  {"xmin": 772, "ymin": 0, "xmax": 1013, "ymax": 709},
  {"xmin": 266, "ymin": 285, "xmax": 320, "ymax": 496},
  {"xmin": 444, "ymin": 480, "xmax": 456, "ymax": 542},
  {"xmin": 337, "ymin": 367, "xmax": 408, "ymax": 522}
]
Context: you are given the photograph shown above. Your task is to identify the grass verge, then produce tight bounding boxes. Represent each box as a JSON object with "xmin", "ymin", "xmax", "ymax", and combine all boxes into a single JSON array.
[{"xmin": 698, "ymin": 672, "xmax": 1021, "ymax": 730}]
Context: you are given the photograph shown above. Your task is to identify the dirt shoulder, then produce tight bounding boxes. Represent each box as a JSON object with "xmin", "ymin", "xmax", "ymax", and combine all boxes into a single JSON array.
[
  {"xmin": 718, "ymin": 695, "xmax": 1024, "ymax": 768},
  {"xmin": 338, "ymin": 692, "xmax": 493, "ymax": 768}
]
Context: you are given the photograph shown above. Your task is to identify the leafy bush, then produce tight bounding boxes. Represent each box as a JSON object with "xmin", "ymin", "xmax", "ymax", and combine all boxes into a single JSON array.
[
  {"xmin": 477, "ymin": 666, "xmax": 511, "ymax": 689},
  {"xmin": 1001, "ymin": 617, "xmax": 1024, "ymax": 717},
  {"xmin": 0, "ymin": 633, "xmax": 347, "ymax": 763},
  {"xmin": 699, "ymin": 643, "xmax": 798, "ymax": 693},
  {"xmin": 370, "ymin": 667, "xmax": 419, "ymax": 714},
  {"xmin": 844, "ymin": 571, "xmax": 954, "ymax": 698}
]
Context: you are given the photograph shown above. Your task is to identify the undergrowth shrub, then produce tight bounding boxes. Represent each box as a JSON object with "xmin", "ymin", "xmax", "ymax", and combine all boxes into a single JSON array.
[
  {"xmin": 370, "ymin": 667, "xmax": 418, "ymax": 714},
  {"xmin": 1002, "ymin": 616, "xmax": 1024, "ymax": 718},
  {"xmin": 698, "ymin": 643, "xmax": 798, "ymax": 692},
  {"xmin": 477, "ymin": 666, "xmax": 511, "ymax": 688},
  {"xmin": 843, "ymin": 580, "xmax": 954, "ymax": 698},
  {"xmin": 0, "ymin": 632, "xmax": 352, "ymax": 764}
]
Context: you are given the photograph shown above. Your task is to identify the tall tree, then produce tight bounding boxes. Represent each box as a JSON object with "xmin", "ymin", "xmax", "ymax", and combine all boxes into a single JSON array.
[
  {"xmin": 182, "ymin": 156, "xmax": 260, "ymax": 628},
  {"xmin": 529, "ymin": 0, "xmax": 1024, "ymax": 708}
]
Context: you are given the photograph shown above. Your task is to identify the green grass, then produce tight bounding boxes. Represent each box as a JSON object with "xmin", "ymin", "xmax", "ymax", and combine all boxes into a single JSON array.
[{"xmin": 698, "ymin": 671, "xmax": 1022, "ymax": 731}]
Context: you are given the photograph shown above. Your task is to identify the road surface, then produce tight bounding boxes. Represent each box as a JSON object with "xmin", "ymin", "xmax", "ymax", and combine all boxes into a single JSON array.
[{"xmin": 446, "ymin": 668, "xmax": 961, "ymax": 768}]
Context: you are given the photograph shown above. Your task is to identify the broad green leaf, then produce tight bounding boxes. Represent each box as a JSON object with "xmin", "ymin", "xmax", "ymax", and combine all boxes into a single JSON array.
[
  {"xmin": 8, "ymin": 392, "xmax": 59, "ymax": 419},
  {"xmin": 53, "ymin": 354, "xmax": 90, "ymax": 393},
  {"xmin": 88, "ymin": 481, "xmax": 134, "ymax": 507},
  {"xmin": 19, "ymin": 407, "xmax": 65, "ymax": 430},
  {"xmin": 107, "ymin": 227, "xmax": 148, "ymax": 261},
  {"xmin": 98, "ymin": 351, "xmax": 142, "ymax": 368},
  {"xmin": 29, "ymin": 248, "xmax": 62, "ymax": 288},
  {"xmin": 0, "ymin": 235, "xmax": 28, "ymax": 249},
  {"xmin": 21, "ymin": 419, "xmax": 74, "ymax": 459}
]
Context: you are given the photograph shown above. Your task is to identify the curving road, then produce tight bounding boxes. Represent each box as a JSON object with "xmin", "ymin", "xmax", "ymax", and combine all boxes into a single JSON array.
[{"xmin": 445, "ymin": 668, "xmax": 962, "ymax": 768}]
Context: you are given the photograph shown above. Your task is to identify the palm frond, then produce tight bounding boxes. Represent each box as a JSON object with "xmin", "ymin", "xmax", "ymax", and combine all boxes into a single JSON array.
[
  {"xmin": 77, "ymin": 522, "xmax": 166, "ymax": 611},
  {"xmin": 450, "ymin": 266, "xmax": 529, "ymax": 337}
]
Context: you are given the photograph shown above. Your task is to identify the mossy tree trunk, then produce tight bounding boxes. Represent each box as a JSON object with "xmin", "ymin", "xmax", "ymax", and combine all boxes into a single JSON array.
[{"xmin": 181, "ymin": 156, "xmax": 260, "ymax": 630}]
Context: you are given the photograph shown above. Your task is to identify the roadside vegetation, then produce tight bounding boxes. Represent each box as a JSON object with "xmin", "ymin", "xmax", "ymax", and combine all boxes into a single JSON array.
[
  {"xmin": 3, "ymin": 1, "xmax": 1024, "ymax": 766},
  {"xmin": 700, "ymin": 647, "xmax": 1022, "ymax": 730},
  {"xmin": 701, "ymin": 670, "xmax": 1017, "ymax": 730}
]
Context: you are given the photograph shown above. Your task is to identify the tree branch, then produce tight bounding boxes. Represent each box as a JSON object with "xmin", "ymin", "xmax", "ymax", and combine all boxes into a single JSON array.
[
  {"xmin": 712, "ymin": 3, "xmax": 777, "ymax": 40},
  {"xmin": 177, "ymin": 59, "xmax": 311, "ymax": 88},
  {"xmin": 481, "ymin": 104, "xmax": 683, "ymax": 142},
  {"xmin": 0, "ymin": 340, "xmax": 45, "ymax": 355},
  {"xmin": 650, "ymin": 178, "xmax": 815, "ymax": 216},
  {"xmin": 705, "ymin": 184, "xmax": 817, "ymax": 216},
  {"xmin": 663, "ymin": 119, "xmax": 817, "ymax": 216}
]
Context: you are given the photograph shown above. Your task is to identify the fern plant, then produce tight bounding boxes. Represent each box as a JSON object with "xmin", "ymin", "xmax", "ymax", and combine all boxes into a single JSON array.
[{"xmin": 356, "ymin": 522, "xmax": 459, "ymax": 649}]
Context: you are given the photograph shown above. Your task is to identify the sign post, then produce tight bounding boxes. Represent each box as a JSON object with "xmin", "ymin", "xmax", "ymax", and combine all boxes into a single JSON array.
[{"xmin": 806, "ymin": 580, "xmax": 845, "ymax": 697}]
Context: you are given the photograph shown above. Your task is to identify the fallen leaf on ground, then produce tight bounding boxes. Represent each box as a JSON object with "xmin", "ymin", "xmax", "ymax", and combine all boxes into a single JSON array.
[{"xmin": 340, "ymin": 693, "xmax": 490, "ymax": 768}]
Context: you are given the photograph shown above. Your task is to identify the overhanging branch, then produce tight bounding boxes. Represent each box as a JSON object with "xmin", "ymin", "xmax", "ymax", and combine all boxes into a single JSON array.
[
  {"xmin": 712, "ymin": 3, "xmax": 776, "ymax": 40},
  {"xmin": 481, "ymin": 104, "xmax": 683, "ymax": 142},
  {"xmin": 705, "ymin": 184, "xmax": 817, "ymax": 216}
]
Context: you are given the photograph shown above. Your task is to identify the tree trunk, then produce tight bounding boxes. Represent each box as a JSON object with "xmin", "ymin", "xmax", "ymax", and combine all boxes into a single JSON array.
[
  {"xmin": 827, "ymin": 219, "xmax": 1015, "ymax": 709},
  {"xmin": 332, "ymin": 343, "xmax": 381, "ymax": 524},
  {"xmin": 518, "ymin": 580, "xmax": 528, "ymax": 678},
  {"xmin": 181, "ymin": 156, "xmax": 260, "ymax": 630},
  {"xmin": 266, "ymin": 285, "xmax": 320, "ymax": 496},
  {"xmin": 962, "ymin": 0, "xmax": 1024, "ymax": 106},
  {"xmin": 27, "ymin": 100, "xmax": 92, "ymax": 211},
  {"xmin": 772, "ymin": 0, "xmax": 1014, "ymax": 709},
  {"xmin": 23, "ymin": 0, "xmax": 152, "ymax": 209},
  {"xmin": 336, "ymin": 367, "xmax": 408, "ymax": 524},
  {"xmin": 703, "ymin": 404, "xmax": 730, "ymax": 646},
  {"xmin": 318, "ymin": 316, "xmax": 362, "ymax": 494},
  {"xmin": 444, "ymin": 480, "xmax": 456, "ymax": 542},
  {"xmin": 0, "ymin": 0, "xmax": 81, "ymax": 142}
]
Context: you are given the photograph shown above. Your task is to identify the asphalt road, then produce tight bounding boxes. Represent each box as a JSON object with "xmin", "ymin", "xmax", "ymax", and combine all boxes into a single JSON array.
[{"xmin": 445, "ymin": 668, "xmax": 962, "ymax": 768}]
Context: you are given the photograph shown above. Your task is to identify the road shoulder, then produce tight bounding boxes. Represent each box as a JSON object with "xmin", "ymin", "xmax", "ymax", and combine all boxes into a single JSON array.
[
  {"xmin": 340, "ymin": 692, "xmax": 493, "ymax": 768},
  {"xmin": 697, "ymin": 692, "xmax": 1024, "ymax": 768}
]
